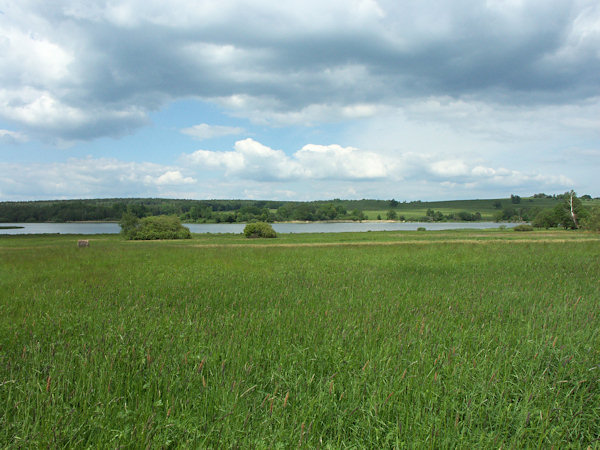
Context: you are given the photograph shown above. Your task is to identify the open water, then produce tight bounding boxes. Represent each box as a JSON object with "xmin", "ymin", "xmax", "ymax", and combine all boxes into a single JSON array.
[{"xmin": 0, "ymin": 221, "xmax": 519, "ymax": 235}]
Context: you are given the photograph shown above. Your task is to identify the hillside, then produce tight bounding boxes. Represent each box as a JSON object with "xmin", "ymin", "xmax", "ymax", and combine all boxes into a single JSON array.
[{"xmin": 0, "ymin": 194, "xmax": 598, "ymax": 223}]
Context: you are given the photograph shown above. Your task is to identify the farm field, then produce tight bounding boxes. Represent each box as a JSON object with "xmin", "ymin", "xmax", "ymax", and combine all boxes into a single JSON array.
[{"xmin": 1, "ymin": 230, "xmax": 599, "ymax": 447}]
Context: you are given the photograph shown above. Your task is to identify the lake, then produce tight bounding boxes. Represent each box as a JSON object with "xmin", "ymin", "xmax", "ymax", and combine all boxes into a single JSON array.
[{"xmin": 0, "ymin": 221, "xmax": 518, "ymax": 235}]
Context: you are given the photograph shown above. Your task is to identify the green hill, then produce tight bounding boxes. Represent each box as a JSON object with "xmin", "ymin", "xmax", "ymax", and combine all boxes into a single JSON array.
[{"xmin": 0, "ymin": 194, "xmax": 598, "ymax": 223}]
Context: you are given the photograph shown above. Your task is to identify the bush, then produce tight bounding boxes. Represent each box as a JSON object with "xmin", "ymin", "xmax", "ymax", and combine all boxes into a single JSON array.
[
  {"xmin": 513, "ymin": 224, "xmax": 534, "ymax": 232},
  {"xmin": 581, "ymin": 207, "xmax": 600, "ymax": 232},
  {"xmin": 120, "ymin": 214, "xmax": 191, "ymax": 240},
  {"xmin": 417, "ymin": 227, "xmax": 426, "ymax": 231},
  {"xmin": 119, "ymin": 211, "xmax": 139, "ymax": 238},
  {"xmin": 532, "ymin": 209, "xmax": 558, "ymax": 229},
  {"xmin": 244, "ymin": 222, "xmax": 277, "ymax": 238}
]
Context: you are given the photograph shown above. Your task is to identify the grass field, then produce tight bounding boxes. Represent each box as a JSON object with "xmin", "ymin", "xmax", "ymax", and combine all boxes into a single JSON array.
[
  {"xmin": 1, "ymin": 230, "xmax": 599, "ymax": 447},
  {"xmin": 364, "ymin": 197, "xmax": 600, "ymax": 221}
]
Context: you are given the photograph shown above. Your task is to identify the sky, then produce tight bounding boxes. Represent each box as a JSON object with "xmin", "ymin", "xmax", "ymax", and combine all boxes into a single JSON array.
[{"xmin": 0, "ymin": 0, "xmax": 599, "ymax": 201}]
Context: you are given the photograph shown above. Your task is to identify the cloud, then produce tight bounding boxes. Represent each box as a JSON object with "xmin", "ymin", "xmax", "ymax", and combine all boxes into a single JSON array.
[
  {"xmin": 429, "ymin": 160, "xmax": 470, "ymax": 177},
  {"xmin": 0, "ymin": 87, "xmax": 148, "ymax": 144},
  {"xmin": 180, "ymin": 138, "xmax": 573, "ymax": 193},
  {"xmin": 0, "ymin": 157, "xmax": 196, "ymax": 200},
  {"xmin": 182, "ymin": 138, "xmax": 393, "ymax": 181},
  {"xmin": 0, "ymin": 129, "xmax": 28, "ymax": 143},
  {"xmin": 0, "ymin": 139, "xmax": 575, "ymax": 201},
  {"xmin": 294, "ymin": 144, "xmax": 389, "ymax": 179},
  {"xmin": 146, "ymin": 170, "xmax": 196, "ymax": 186},
  {"xmin": 181, "ymin": 123, "xmax": 245, "ymax": 140},
  {"xmin": 1, "ymin": 1, "xmax": 599, "ymax": 140}
]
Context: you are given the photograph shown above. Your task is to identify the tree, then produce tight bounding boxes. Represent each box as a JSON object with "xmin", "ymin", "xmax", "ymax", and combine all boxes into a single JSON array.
[
  {"xmin": 457, "ymin": 211, "xmax": 475, "ymax": 221},
  {"xmin": 532, "ymin": 209, "xmax": 558, "ymax": 229},
  {"xmin": 316, "ymin": 203, "xmax": 338, "ymax": 220},
  {"xmin": 386, "ymin": 210, "xmax": 398, "ymax": 220},
  {"xmin": 581, "ymin": 207, "xmax": 600, "ymax": 231},
  {"xmin": 433, "ymin": 211, "xmax": 445, "ymax": 222},
  {"xmin": 351, "ymin": 209, "xmax": 365, "ymax": 221},
  {"xmin": 119, "ymin": 211, "xmax": 140, "ymax": 238},
  {"xmin": 389, "ymin": 199, "xmax": 399, "ymax": 208},
  {"xmin": 553, "ymin": 191, "xmax": 588, "ymax": 229},
  {"xmin": 511, "ymin": 194, "xmax": 521, "ymax": 204},
  {"xmin": 292, "ymin": 204, "xmax": 314, "ymax": 221},
  {"xmin": 276, "ymin": 205, "xmax": 291, "ymax": 221}
]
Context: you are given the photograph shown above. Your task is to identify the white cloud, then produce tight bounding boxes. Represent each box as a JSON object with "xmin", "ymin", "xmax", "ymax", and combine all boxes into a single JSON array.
[
  {"xmin": 183, "ymin": 138, "xmax": 304, "ymax": 180},
  {"xmin": 429, "ymin": 160, "xmax": 470, "ymax": 177},
  {"xmin": 181, "ymin": 123, "xmax": 245, "ymax": 140},
  {"xmin": 180, "ymin": 138, "xmax": 573, "ymax": 194},
  {"xmin": 146, "ymin": 170, "xmax": 196, "ymax": 186},
  {"xmin": 0, "ymin": 157, "xmax": 196, "ymax": 200},
  {"xmin": 0, "ymin": 129, "xmax": 28, "ymax": 143},
  {"xmin": 182, "ymin": 138, "xmax": 393, "ymax": 181},
  {"xmin": 0, "ymin": 144, "xmax": 575, "ymax": 201},
  {"xmin": 295, "ymin": 144, "xmax": 389, "ymax": 179},
  {"xmin": 0, "ymin": 25, "xmax": 74, "ymax": 87}
]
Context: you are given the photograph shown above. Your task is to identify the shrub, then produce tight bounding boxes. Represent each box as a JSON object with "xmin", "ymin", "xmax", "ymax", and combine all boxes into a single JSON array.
[
  {"xmin": 417, "ymin": 227, "xmax": 426, "ymax": 231},
  {"xmin": 532, "ymin": 209, "xmax": 558, "ymax": 229},
  {"xmin": 244, "ymin": 222, "xmax": 277, "ymax": 238},
  {"xmin": 581, "ymin": 207, "xmax": 600, "ymax": 232},
  {"xmin": 119, "ymin": 211, "xmax": 139, "ymax": 238},
  {"xmin": 513, "ymin": 224, "xmax": 534, "ymax": 232},
  {"xmin": 120, "ymin": 214, "xmax": 191, "ymax": 240}
]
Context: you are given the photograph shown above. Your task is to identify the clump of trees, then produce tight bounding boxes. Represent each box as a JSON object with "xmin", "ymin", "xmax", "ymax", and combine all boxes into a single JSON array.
[
  {"xmin": 532, "ymin": 191, "xmax": 594, "ymax": 230},
  {"xmin": 494, "ymin": 207, "xmax": 539, "ymax": 222},
  {"xmin": 532, "ymin": 209, "xmax": 558, "ymax": 229},
  {"xmin": 419, "ymin": 209, "xmax": 481, "ymax": 222},
  {"xmin": 581, "ymin": 207, "xmax": 600, "ymax": 231},
  {"xmin": 120, "ymin": 213, "xmax": 191, "ymax": 240},
  {"xmin": 552, "ymin": 191, "xmax": 588, "ymax": 229},
  {"xmin": 243, "ymin": 222, "xmax": 277, "ymax": 238}
]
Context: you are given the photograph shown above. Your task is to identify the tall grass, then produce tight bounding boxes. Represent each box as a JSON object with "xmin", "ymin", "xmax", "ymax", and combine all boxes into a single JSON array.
[{"xmin": 1, "ymin": 232, "xmax": 599, "ymax": 446}]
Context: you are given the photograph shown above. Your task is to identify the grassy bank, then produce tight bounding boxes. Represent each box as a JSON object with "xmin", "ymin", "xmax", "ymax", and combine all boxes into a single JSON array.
[{"xmin": 1, "ymin": 230, "xmax": 599, "ymax": 446}]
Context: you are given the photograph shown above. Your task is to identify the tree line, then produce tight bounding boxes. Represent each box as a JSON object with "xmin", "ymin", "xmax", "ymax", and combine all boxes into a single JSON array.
[
  {"xmin": 1, "ymin": 194, "xmax": 598, "ymax": 229},
  {"xmin": 0, "ymin": 198, "xmax": 364, "ymax": 223}
]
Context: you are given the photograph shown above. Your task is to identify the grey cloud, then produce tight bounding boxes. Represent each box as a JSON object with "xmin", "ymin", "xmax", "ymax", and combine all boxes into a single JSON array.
[{"xmin": 1, "ymin": 0, "xmax": 599, "ymax": 140}]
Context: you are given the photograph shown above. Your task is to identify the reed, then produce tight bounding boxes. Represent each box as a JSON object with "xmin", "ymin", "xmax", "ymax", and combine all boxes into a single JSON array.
[{"xmin": 1, "ymin": 230, "xmax": 599, "ymax": 446}]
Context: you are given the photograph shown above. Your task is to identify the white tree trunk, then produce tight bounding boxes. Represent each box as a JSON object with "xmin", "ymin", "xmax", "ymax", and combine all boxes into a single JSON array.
[{"xmin": 570, "ymin": 192, "xmax": 578, "ymax": 229}]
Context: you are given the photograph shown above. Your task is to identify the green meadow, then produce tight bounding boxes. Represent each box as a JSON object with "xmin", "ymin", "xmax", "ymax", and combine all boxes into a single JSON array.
[
  {"xmin": 1, "ymin": 230, "xmax": 599, "ymax": 447},
  {"xmin": 364, "ymin": 196, "xmax": 600, "ymax": 222}
]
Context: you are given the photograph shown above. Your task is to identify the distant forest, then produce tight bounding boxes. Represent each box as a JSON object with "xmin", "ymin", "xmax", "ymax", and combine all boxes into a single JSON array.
[
  {"xmin": 0, "ymin": 194, "xmax": 596, "ymax": 224},
  {"xmin": 0, "ymin": 198, "xmax": 372, "ymax": 223}
]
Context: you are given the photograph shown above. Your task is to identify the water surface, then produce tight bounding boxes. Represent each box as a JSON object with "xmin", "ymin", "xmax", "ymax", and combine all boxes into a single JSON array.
[{"xmin": 0, "ymin": 221, "xmax": 517, "ymax": 235}]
